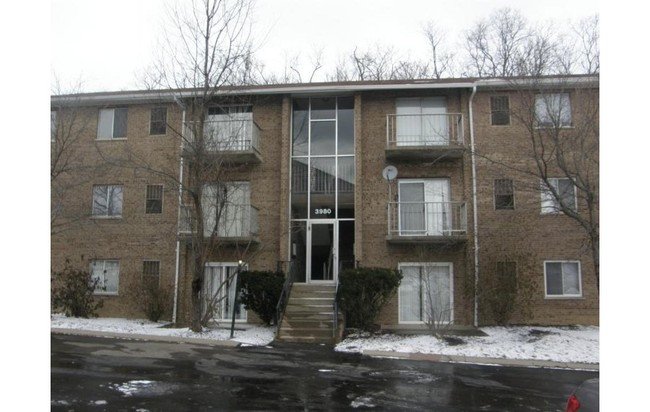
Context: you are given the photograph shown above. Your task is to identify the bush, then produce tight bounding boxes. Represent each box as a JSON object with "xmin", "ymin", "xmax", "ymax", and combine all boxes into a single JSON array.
[
  {"xmin": 238, "ymin": 270, "xmax": 285, "ymax": 325},
  {"xmin": 337, "ymin": 267, "xmax": 402, "ymax": 331},
  {"xmin": 128, "ymin": 277, "xmax": 173, "ymax": 323},
  {"xmin": 51, "ymin": 259, "xmax": 103, "ymax": 318}
]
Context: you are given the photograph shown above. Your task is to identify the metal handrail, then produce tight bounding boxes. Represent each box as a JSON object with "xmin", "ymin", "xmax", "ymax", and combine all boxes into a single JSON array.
[
  {"xmin": 184, "ymin": 118, "xmax": 261, "ymax": 154},
  {"xmin": 386, "ymin": 113, "xmax": 465, "ymax": 148},
  {"xmin": 388, "ymin": 201, "xmax": 467, "ymax": 236},
  {"xmin": 333, "ymin": 274, "xmax": 340, "ymax": 339}
]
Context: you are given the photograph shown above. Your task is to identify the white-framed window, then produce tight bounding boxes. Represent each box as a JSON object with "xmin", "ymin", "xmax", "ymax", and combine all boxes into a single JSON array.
[
  {"xmin": 150, "ymin": 107, "xmax": 167, "ymax": 135},
  {"xmin": 91, "ymin": 260, "xmax": 120, "ymax": 295},
  {"xmin": 202, "ymin": 182, "xmax": 251, "ymax": 237},
  {"xmin": 541, "ymin": 178, "xmax": 576, "ymax": 214},
  {"xmin": 398, "ymin": 262, "xmax": 453, "ymax": 324},
  {"xmin": 535, "ymin": 93, "xmax": 572, "ymax": 128},
  {"xmin": 398, "ymin": 179, "xmax": 451, "ymax": 236},
  {"xmin": 92, "ymin": 185, "xmax": 123, "ymax": 217},
  {"xmin": 145, "ymin": 184, "xmax": 163, "ymax": 214},
  {"xmin": 395, "ymin": 97, "xmax": 449, "ymax": 145},
  {"xmin": 97, "ymin": 108, "xmax": 128, "ymax": 139},
  {"xmin": 544, "ymin": 261, "xmax": 582, "ymax": 298},
  {"xmin": 203, "ymin": 262, "xmax": 247, "ymax": 322}
]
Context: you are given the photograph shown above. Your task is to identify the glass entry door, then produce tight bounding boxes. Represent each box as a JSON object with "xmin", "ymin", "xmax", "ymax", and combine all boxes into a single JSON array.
[{"xmin": 308, "ymin": 221, "xmax": 337, "ymax": 283}]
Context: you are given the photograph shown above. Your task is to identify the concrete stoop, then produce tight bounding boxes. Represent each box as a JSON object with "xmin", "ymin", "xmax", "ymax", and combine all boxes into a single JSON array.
[{"xmin": 276, "ymin": 284, "xmax": 343, "ymax": 344}]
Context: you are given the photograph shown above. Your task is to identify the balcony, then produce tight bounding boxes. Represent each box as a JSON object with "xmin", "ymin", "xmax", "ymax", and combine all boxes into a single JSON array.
[
  {"xmin": 179, "ymin": 204, "xmax": 260, "ymax": 244},
  {"xmin": 387, "ymin": 201, "xmax": 467, "ymax": 244},
  {"xmin": 182, "ymin": 115, "xmax": 262, "ymax": 164},
  {"xmin": 386, "ymin": 113, "xmax": 465, "ymax": 161}
]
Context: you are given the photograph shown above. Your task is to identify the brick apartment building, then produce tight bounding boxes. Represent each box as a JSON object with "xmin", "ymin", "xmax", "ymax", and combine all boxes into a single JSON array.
[{"xmin": 51, "ymin": 75, "xmax": 599, "ymax": 338}]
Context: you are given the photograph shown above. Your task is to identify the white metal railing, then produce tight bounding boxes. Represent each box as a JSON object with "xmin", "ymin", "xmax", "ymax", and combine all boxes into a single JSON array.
[
  {"xmin": 184, "ymin": 116, "xmax": 260, "ymax": 154},
  {"xmin": 388, "ymin": 201, "xmax": 467, "ymax": 237},
  {"xmin": 179, "ymin": 204, "xmax": 259, "ymax": 238},
  {"xmin": 386, "ymin": 113, "xmax": 464, "ymax": 148}
]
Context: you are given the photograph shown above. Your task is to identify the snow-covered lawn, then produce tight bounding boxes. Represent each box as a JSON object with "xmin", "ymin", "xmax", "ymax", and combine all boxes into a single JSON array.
[
  {"xmin": 336, "ymin": 326, "xmax": 599, "ymax": 364},
  {"xmin": 51, "ymin": 314, "xmax": 598, "ymax": 365}
]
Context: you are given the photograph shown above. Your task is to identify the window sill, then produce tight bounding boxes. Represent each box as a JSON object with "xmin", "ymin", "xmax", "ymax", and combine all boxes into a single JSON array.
[
  {"xmin": 91, "ymin": 215, "xmax": 123, "ymax": 220},
  {"xmin": 95, "ymin": 137, "xmax": 128, "ymax": 141},
  {"xmin": 544, "ymin": 295, "xmax": 584, "ymax": 300},
  {"xmin": 534, "ymin": 126, "xmax": 574, "ymax": 130},
  {"xmin": 94, "ymin": 292, "xmax": 118, "ymax": 296}
]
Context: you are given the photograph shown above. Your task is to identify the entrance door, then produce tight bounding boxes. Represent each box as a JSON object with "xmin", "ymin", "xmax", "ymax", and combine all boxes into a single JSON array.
[{"xmin": 307, "ymin": 221, "xmax": 337, "ymax": 283}]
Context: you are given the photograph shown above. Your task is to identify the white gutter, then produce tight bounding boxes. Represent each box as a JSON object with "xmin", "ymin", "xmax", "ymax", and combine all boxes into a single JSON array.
[
  {"xmin": 468, "ymin": 85, "xmax": 480, "ymax": 328},
  {"xmin": 172, "ymin": 107, "xmax": 186, "ymax": 325}
]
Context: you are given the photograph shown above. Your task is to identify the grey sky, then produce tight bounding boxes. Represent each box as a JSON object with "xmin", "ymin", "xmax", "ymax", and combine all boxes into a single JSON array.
[{"xmin": 51, "ymin": 0, "xmax": 599, "ymax": 92}]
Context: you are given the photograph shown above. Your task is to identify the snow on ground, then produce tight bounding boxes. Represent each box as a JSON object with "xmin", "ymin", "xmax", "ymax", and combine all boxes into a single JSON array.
[
  {"xmin": 50, "ymin": 314, "xmax": 275, "ymax": 346},
  {"xmin": 336, "ymin": 326, "xmax": 599, "ymax": 364},
  {"xmin": 51, "ymin": 314, "xmax": 598, "ymax": 364}
]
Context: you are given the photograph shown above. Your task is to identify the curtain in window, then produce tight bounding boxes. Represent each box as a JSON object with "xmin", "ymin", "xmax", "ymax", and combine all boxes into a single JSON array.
[{"xmin": 399, "ymin": 266, "xmax": 422, "ymax": 322}]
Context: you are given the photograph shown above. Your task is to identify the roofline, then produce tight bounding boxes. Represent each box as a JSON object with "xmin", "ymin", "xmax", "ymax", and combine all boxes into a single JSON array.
[{"xmin": 51, "ymin": 75, "xmax": 598, "ymax": 106}]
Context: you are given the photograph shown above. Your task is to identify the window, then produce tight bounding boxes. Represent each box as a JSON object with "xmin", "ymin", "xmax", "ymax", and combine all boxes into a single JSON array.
[
  {"xmin": 494, "ymin": 179, "xmax": 514, "ymax": 210},
  {"xmin": 150, "ymin": 107, "xmax": 167, "ymax": 135},
  {"xmin": 398, "ymin": 179, "xmax": 451, "ymax": 236},
  {"xmin": 203, "ymin": 263, "xmax": 247, "ymax": 321},
  {"xmin": 51, "ymin": 110, "xmax": 57, "ymax": 142},
  {"xmin": 541, "ymin": 178, "xmax": 576, "ymax": 214},
  {"xmin": 535, "ymin": 93, "xmax": 571, "ymax": 128},
  {"xmin": 145, "ymin": 184, "xmax": 163, "ymax": 214},
  {"xmin": 92, "ymin": 185, "xmax": 123, "ymax": 217},
  {"xmin": 545, "ymin": 261, "xmax": 582, "ymax": 297},
  {"xmin": 91, "ymin": 260, "xmax": 119, "ymax": 294},
  {"xmin": 142, "ymin": 260, "xmax": 161, "ymax": 286},
  {"xmin": 395, "ymin": 97, "xmax": 449, "ymax": 145},
  {"xmin": 490, "ymin": 96, "xmax": 510, "ymax": 126},
  {"xmin": 97, "ymin": 108, "xmax": 128, "ymax": 139},
  {"xmin": 399, "ymin": 263, "xmax": 453, "ymax": 324},
  {"xmin": 202, "ymin": 182, "xmax": 252, "ymax": 237}
]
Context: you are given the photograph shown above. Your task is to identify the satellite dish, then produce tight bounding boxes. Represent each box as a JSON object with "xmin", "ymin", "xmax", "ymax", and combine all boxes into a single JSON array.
[{"xmin": 382, "ymin": 165, "xmax": 398, "ymax": 182}]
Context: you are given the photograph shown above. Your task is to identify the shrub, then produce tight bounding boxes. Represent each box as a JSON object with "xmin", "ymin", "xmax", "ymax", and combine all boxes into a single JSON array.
[
  {"xmin": 51, "ymin": 259, "xmax": 103, "ymax": 318},
  {"xmin": 127, "ymin": 277, "xmax": 173, "ymax": 323},
  {"xmin": 337, "ymin": 267, "xmax": 402, "ymax": 331},
  {"xmin": 238, "ymin": 270, "xmax": 285, "ymax": 325}
]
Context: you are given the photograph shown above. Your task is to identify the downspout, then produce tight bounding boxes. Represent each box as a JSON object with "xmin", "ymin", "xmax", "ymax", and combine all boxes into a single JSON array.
[
  {"xmin": 172, "ymin": 106, "xmax": 186, "ymax": 325},
  {"xmin": 468, "ymin": 85, "xmax": 480, "ymax": 328}
]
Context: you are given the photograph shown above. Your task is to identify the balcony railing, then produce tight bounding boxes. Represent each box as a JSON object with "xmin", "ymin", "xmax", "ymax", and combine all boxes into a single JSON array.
[
  {"xmin": 179, "ymin": 204, "xmax": 259, "ymax": 241},
  {"xmin": 183, "ymin": 115, "xmax": 261, "ymax": 160},
  {"xmin": 387, "ymin": 201, "xmax": 467, "ymax": 242},
  {"xmin": 386, "ymin": 113, "xmax": 465, "ymax": 159}
]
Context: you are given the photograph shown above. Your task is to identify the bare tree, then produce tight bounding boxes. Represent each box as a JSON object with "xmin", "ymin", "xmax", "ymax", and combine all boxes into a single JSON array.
[
  {"xmin": 477, "ymin": 78, "xmax": 599, "ymax": 291},
  {"xmin": 51, "ymin": 78, "xmax": 110, "ymax": 235},
  {"xmin": 422, "ymin": 21, "xmax": 455, "ymax": 79},
  {"xmin": 129, "ymin": 0, "xmax": 259, "ymax": 331}
]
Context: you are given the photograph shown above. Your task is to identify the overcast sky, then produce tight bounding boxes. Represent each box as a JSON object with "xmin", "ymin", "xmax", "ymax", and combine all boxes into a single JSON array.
[{"xmin": 51, "ymin": 0, "xmax": 599, "ymax": 92}]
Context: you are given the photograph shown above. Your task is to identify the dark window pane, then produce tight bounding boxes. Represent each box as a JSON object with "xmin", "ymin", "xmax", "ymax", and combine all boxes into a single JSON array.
[
  {"xmin": 292, "ymin": 99, "xmax": 309, "ymax": 156},
  {"xmin": 150, "ymin": 107, "xmax": 167, "ymax": 135},
  {"xmin": 146, "ymin": 185, "xmax": 163, "ymax": 214},
  {"xmin": 494, "ymin": 179, "xmax": 514, "ymax": 209},
  {"xmin": 337, "ymin": 157, "xmax": 355, "ymax": 218},
  {"xmin": 337, "ymin": 107, "xmax": 354, "ymax": 154},
  {"xmin": 558, "ymin": 179, "xmax": 576, "ymax": 211},
  {"xmin": 545, "ymin": 263, "xmax": 563, "ymax": 295},
  {"xmin": 291, "ymin": 159, "xmax": 308, "ymax": 219},
  {"xmin": 310, "ymin": 121, "xmax": 336, "ymax": 155},
  {"xmin": 491, "ymin": 96, "xmax": 510, "ymax": 125},
  {"xmin": 311, "ymin": 97, "xmax": 336, "ymax": 119},
  {"xmin": 113, "ymin": 108, "xmax": 128, "ymax": 137}
]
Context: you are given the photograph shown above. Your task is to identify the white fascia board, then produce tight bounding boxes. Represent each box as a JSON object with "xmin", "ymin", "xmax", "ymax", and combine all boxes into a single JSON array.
[{"xmin": 475, "ymin": 76, "xmax": 599, "ymax": 89}]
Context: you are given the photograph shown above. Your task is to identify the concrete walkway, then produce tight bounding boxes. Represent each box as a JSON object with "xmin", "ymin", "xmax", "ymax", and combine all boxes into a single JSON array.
[{"xmin": 50, "ymin": 328, "xmax": 599, "ymax": 371}]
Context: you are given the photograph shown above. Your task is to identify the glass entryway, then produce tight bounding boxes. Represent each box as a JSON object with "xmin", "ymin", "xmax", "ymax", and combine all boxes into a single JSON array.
[{"xmin": 290, "ymin": 96, "xmax": 355, "ymax": 283}]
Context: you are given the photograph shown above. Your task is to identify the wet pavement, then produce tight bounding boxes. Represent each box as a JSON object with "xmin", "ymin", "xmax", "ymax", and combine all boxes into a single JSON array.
[{"xmin": 51, "ymin": 333, "xmax": 598, "ymax": 411}]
